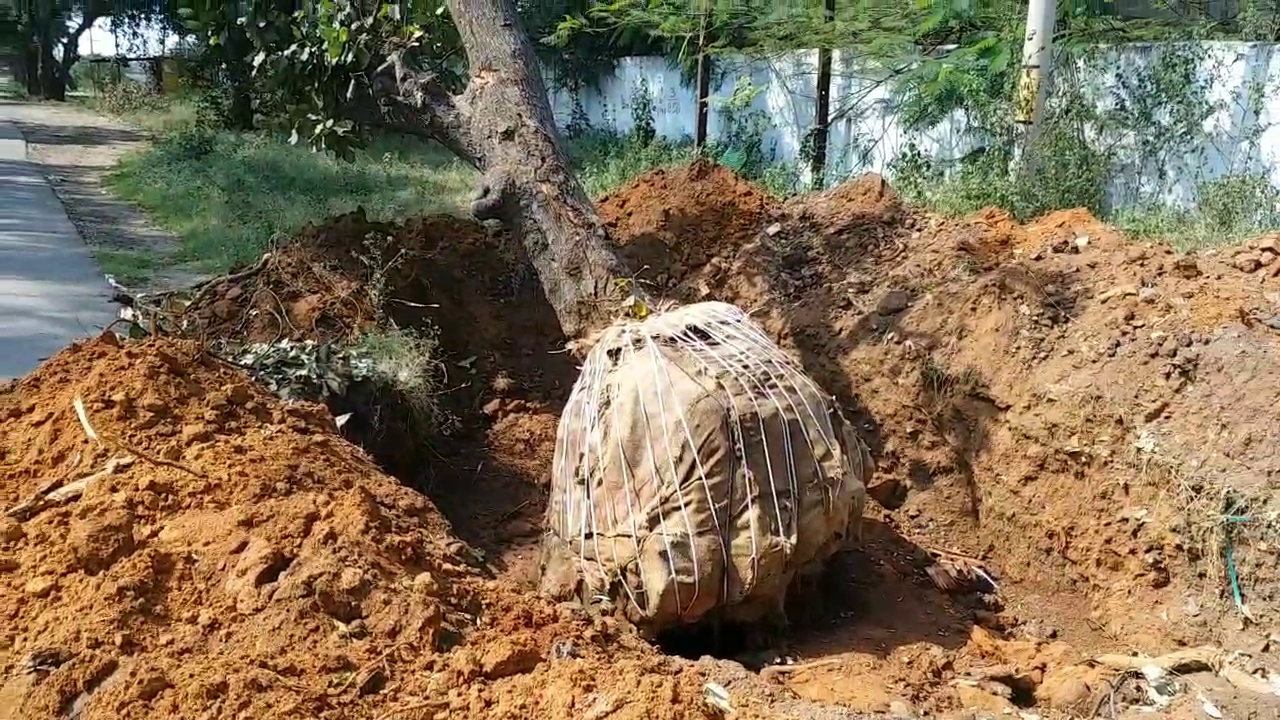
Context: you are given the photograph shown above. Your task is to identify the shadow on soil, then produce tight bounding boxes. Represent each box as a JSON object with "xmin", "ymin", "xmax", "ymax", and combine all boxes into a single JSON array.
[
  {"xmin": 745, "ymin": 221, "xmax": 989, "ymax": 657},
  {"xmin": 5, "ymin": 118, "xmax": 146, "ymax": 148}
]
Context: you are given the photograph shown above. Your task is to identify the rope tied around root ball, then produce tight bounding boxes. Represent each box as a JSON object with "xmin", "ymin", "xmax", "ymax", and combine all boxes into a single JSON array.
[{"xmin": 540, "ymin": 301, "xmax": 872, "ymax": 633}]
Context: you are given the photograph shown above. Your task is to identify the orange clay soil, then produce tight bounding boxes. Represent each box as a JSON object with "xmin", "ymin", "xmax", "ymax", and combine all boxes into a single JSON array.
[
  {"xmin": 0, "ymin": 335, "xmax": 806, "ymax": 720},
  {"xmin": 7, "ymin": 159, "xmax": 1280, "ymax": 719}
]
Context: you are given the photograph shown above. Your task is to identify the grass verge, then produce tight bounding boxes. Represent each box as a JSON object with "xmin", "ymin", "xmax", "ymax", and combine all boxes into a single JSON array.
[
  {"xmin": 106, "ymin": 126, "xmax": 478, "ymax": 272},
  {"xmin": 99, "ymin": 104, "xmax": 702, "ymax": 278}
]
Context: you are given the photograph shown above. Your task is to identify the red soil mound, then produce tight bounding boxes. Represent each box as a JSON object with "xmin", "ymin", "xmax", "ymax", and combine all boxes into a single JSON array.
[
  {"xmin": 0, "ymin": 336, "xmax": 787, "ymax": 720},
  {"xmin": 595, "ymin": 166, "xmax": 1280, "ymax": 717},
  {"xmin": 0, "ymin": 334, "xmax": 480, "ymax": 718},
  {"xmin": 598, "ymin": 158, "xmax": 783, "ymax": 283},
  {"xmin": 43, "ymin": 160, "xmax": 1280, "ymax": 719}
]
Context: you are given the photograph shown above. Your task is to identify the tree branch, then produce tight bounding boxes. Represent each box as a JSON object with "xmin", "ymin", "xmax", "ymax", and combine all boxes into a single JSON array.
[
  {"xmin": 61, "ymin": 1, "xmax": 107, "ymax": 71},
  {"xmin": 367, "ymin": 52, "xmax": 482, "ymax": 169}
]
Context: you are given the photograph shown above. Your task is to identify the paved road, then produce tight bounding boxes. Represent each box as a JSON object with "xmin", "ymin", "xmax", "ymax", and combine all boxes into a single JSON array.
[{"xmin": 0, "ymin": 121, "xmax": 115, "ymax": 381}]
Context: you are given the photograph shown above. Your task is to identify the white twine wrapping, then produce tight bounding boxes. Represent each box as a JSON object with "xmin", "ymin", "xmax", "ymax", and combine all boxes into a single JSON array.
[{"xmin": 543, "ymin": 301, "xmax": 868, "ymax": 630}]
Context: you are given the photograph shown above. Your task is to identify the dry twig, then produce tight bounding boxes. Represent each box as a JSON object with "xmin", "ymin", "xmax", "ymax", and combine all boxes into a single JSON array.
[
  {"xmin": 185, "ymin": 254, "xmax": 271, "ymax": 311},
  {"xmin": 758, "ymin": 658, "xmax": 843, "ymax": 682},
  {"xmin": 1093, "ymin": 646, "xmax": 1275, "ymax": 696},
  {"xmin": 332, "ymin": 642, "xmax": 407, "ymax": 696},
  {"xmin": 6, "ymin": 456, "xmax": 135, "ymax": 520},
  {"xmin": 72, "ymin": 395, "xmax": 204, "ymax": 479}
]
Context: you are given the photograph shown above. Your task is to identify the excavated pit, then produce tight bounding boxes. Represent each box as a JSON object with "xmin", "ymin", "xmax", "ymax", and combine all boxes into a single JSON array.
[{"xmin": 28, "ymin": 159, "xmax": 1280, "ymax": 719}]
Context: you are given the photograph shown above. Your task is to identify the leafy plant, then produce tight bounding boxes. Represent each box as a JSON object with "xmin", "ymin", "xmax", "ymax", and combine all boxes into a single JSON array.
[
  {"xmin": 629, "ymin": 76, "xmax": 657, "ymax": 147},
  {"xmin": 92, "ymin": 74, "xmax": 169, "ymax": 116}
]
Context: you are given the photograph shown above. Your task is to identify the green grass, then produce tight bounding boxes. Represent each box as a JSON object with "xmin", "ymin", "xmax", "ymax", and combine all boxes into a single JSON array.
[
  {"xmin": 567, "ymin": 131, "xmax": 697, "ymax": 197},
  {"xmin": 95, "ymin": 247, "xmax": 175, "ymax": 287},
  {"xmin": 0, "ymin": 77, "xmax": 25, "ymax": 99},
  {"xmin": 1111, "ymin": 174, "xmax": 1280, "ymax": 253},
  {"xmin": 91, "ymin": 94, "xmax": 199, "ymax": 135},
  {"xmin": 106, "ymin": 126, "xmax": 478, "ymax": 271},
  {"xmin": 98, "ymin": 101, "xmax": 706, "ymax": 279}
]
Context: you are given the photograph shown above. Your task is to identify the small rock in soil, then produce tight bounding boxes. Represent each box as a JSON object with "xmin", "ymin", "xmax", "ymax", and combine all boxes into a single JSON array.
[
  {"xmin": 1233, "ymin": 252, "xmax": 1263, "ymax": 273},
  {"xmin": 877, "ymin": 290, "xmax": 911, "ymax": 315},
  {"xmin": 181, "ymin": 423, "xmax": 212, "ymax": 444},
  {"xmin": 0, "ymin": 517, "xmax": 24, "ymax": 543},
  {"xmin": 24, "ymin": 577, "xmax": 56, "ymax": 597},
  {"xmin": 480, "ymin": 637, "xmax": 543, "ymax": 679}
]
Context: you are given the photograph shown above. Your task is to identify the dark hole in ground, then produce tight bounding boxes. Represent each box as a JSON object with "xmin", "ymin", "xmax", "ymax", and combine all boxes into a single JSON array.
[
  {"xmin": 1005, "ymin": 675, "xmax": 1039, "ymax": 708},
  {"xmin": 327, "ymin": 379, "xmax": 448, "ymax": 486},
  {"xmin": 652, "ymin": 617, "xmax": 782, "ymax": 667}
]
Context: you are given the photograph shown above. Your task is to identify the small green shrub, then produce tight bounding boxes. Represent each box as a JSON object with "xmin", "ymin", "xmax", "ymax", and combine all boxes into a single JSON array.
[
  {"xmin": 568, "ymin": 129, "xmax": 696, "ymax": 196},
  {"xmin": 1197, "ymin": 173, "xmax": 1280, "ymax": 233},
  {"xmin": 155, "ymin": 126, "xmax": 218, "ymax": 160},
  {"xmin": 93, "ymin": 76, "xmax": 168, "ymax": 117},
  {"xmin": 888, "ymin": 40, "xmax": 1280, "ymax": 249}
]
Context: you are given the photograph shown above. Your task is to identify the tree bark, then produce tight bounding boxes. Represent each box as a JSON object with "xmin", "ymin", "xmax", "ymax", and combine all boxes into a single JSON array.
[
  {"xmin": 58, "ymin": 10, "xmax": 103, "ymax": 96},
  {"xmin": 36, "ymin": 0, "xmax": 60, "ymax": 100},
  {"xmin": 693, "ymin": 0, "xmax": 711, "ymax": 150},
  {"xmin": 810, "ymin": 0, "xmax": 835, "ymax": 190},
  {"xmin": 22, "ymin": 42, "xmax": 40, "ymax": 97},
  {"xmin": 376, "ymin": 0, "xmax": 633, "ymax": 339},
  {"xmin": 225, "ymin": 29, "xmax": 256, "ymax": 131}
]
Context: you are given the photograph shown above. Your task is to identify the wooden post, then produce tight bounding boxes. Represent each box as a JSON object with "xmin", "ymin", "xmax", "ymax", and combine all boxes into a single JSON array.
[{"xmin": 811, "ymin": 0, "xmax": 835, "ymax": 189}]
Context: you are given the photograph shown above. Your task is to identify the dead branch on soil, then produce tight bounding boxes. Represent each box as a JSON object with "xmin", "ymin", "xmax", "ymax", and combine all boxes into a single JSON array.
[
  {"xmin": 332, "ymin": 641, "xmax": 408, "ymax": 696},
  {"xmin": 758, "ymin": 658, "xmax": 844, "ymax": 683},
  {"xmin": 959, "ymin": 664, "xmax": 1018, "ymax": 682},
  {"xmin": 923, "ymin": 548, "xmax": 1000, "ymax": 594},
  {"xmin": 73, "ymin": 396, "xmax": 205, "ymax": 479},
  {"xmin": 116, "ymin": 255, "xmax": 274, "ymax": 339},
  {"xmin": 5, "ymin": 456, "xmax": 135, "ymax": 520},
  {"xmin": 185, "ymin": 254, "xmax": 272, "ymax": 311},
  {"xmin": 1093, "ymin": 646, "xmax": 1275, "ymax": 696}
]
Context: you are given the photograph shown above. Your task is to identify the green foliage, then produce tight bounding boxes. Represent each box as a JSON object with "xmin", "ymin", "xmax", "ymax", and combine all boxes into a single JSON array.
[
  {"xmin": 1118, "ymin": 174, "xmax": 1280, "ymax": 252},
  {"xmin": 350, "ymin": 324, "xmax": 453, "ymax": 436},
  {"xmin": 564, "ymin": 76, "xmax": 800, "ymax": 199},
  {"xmin": 1234, "ymin": 0, "xmax": 1280, "ymax": 41},
  {"xmin": 889, "ymin": 37, "xmax": 1280, "ymax": 250},
  {"xmin": 89, "ymin": 74, "xmax": 170, "ymax": 115},
  {"xmin": 707, "ymin": 76, "xmax": 800, "ymax": 195},
  {"xmin": 105, "ymin": 128, "xmax": 477, "ymax": 271},
  {"xmin": 155, "ymin": 124, "xmax": 217, "ymax": 159},
  {"xmin": 568, "ymin": 129, "xmax": 696, "ymax": 196},
  {"xmin": 628, "ymin": 77, "xmax": 657, "ymax": 146},
  {"xmin": 173, "ymin": 0, "xmax": 463, "ymax": 155},
  {"xmin": 549, "ymin": 0, "xmax": 765, "ymax": 69}
]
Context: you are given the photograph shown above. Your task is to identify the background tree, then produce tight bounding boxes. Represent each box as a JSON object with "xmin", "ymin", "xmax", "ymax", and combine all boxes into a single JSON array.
[
  {"xmin": 213, "ymin": 0, "xmax": 632, "ymax": 336},
  {"xmin": 0, "ymin": 0, "xmax": 180, "ymax": 100}
]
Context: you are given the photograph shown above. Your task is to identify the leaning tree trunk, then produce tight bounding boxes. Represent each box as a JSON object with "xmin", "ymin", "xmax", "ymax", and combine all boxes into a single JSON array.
[
  {"xmin": 58, "ymin": 13, "xmax": 101, "ymax": 97},
  {"xmin": 382, "ymin": 0, "xmax": 634, "ymax": 338},
  {"xmin": 36, "ymin": 6, "xmax": 60, "ymax": 101}
]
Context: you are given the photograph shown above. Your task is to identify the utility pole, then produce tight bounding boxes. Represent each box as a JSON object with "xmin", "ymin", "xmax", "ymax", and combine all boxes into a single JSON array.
[{"xmin": 1013, "ymin": 0, "xmax": 1056, "ymax": 176}]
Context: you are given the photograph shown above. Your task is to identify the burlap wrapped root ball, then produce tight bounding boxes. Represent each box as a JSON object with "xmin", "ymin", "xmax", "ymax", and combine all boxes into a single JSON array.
[{"xmin": 539, "ymin": 301, "xmax": 873, "ymax": 634}]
